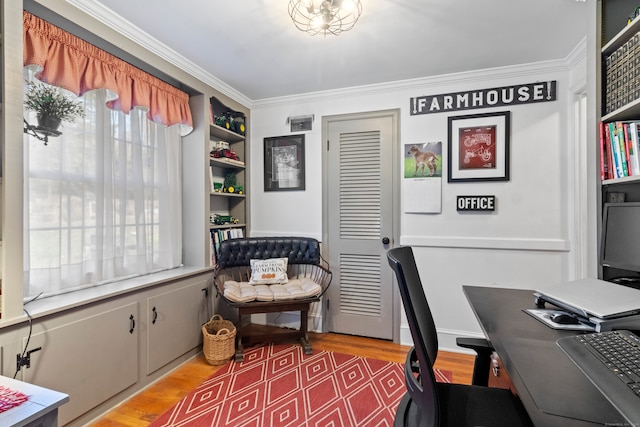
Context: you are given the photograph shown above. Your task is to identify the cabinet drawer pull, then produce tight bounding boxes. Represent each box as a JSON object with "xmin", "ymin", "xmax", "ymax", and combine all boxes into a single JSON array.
[
  {"xmin": 129, "ymin": 314, "xmax": 135, "ymax": 334},
  {"xmin": 152, "ymin": 306, "xmax": 157, "ymax": 324}
]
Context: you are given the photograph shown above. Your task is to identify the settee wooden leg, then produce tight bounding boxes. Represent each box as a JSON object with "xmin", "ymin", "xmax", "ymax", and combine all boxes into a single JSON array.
[
  {"xmin": 300, "ymin": 308, "xmax": 313, "ymax": 355},
  {"xmin": 234, "ymin": 316, "xmax": 245, "ymax": 362},
  {"xmin": 301, "ymin": 338, "xmax": 312, "ymax": 355},
  {"xmin": 235, "ymin": 336, "xmax": 245, "ymax": 362}
]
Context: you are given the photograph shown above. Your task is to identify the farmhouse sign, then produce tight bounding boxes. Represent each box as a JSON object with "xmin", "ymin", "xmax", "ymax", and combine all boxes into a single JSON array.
[{"xmin": 410, "ymin": 81, "xmax": 557, "ymax": 115}]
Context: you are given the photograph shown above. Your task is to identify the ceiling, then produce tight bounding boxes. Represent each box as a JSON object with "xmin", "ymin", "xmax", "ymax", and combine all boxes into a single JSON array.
[{"xmin": 71, "ymin": 0, "xmax": 589, "ymax": 102}]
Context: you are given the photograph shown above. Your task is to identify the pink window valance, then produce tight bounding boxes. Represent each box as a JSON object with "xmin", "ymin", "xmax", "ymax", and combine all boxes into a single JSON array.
[{"xmin": 23, "ymin": 11, "xmax": 193, "ymax": 135}]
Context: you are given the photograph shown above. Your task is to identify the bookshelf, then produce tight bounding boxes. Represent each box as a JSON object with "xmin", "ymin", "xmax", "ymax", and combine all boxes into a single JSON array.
[
  {"xmin": 599, "ymin": 0, "xmax": 640, "ymax": 281},
  {"xmin": 600, "ymin": 3, "xmax": 640, "ymax": 183},
  {"xmin": 208, "ymin": 98, "xmax": 248, "ymax": 266}
]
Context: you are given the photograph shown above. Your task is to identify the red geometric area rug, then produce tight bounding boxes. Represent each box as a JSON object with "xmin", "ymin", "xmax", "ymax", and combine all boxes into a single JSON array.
[{"xmin": 150, "ymin": 343, "xmax": 452, "ymax": 427}]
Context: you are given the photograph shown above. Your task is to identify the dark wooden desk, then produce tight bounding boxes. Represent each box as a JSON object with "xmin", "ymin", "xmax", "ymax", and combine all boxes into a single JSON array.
[{"xmin": 463, "ymin": 285, "xmax": 628, "ymax": 427}]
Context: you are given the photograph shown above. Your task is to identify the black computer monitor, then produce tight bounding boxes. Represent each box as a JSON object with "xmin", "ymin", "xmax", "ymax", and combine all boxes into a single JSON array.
[{"xmin": 601, "ymin": 202, "xmax": 640, "ymax": 279}]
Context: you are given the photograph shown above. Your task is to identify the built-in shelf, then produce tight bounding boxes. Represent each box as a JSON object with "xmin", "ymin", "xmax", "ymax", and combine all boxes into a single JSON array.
[
  {"xmin": 600, "ymin": 5, "xmax": 640, "ymax": 185},
  {"xmin": 208, "ymin": 96, "xmax": 248, "ymax": 267},
  {"xmin": 598, "ymin": 1, "xmax": 640, "ymax": 283},
  {"xmin": 602, "ymin": 175, "xmax": 640, "ymax": 186},
  {"xmin": 209, "ymin": 124, "xmax": 244, "ymax": 143},
  {"xmin": 602, "ymin": 97, "xmax": 640, "ymax": 123},
  {"xmin": 209, "ymin": 223, "xmax": 246, "ymax": 230},
  {"xmin": 600, "ymin": 11, "xmax": 640, "ymax": 123},
  {"xmin": 602, "ymin": 13, "xmax": 640, "ymax": 55},
  {"xmin": 210, "ymin": 192, "xmax": 245, "ymax": 198},
  {"xmin": 210, "ymin": 157, "xmax": 245, "ymax": 169}
]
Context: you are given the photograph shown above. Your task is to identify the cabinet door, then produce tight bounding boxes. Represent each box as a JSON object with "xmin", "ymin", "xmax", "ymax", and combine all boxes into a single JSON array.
[
  {"xmin": 23, "ymin": 303, "xmax": 138, "ymax": 426},
  {"xmin": 146, "ymin": 277, "xmax": 210, "ymax": 374}
]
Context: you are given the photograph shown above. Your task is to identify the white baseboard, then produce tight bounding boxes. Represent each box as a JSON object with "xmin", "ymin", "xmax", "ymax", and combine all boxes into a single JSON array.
[
  {"xmin": 400, "ymin": 325, "xmax": 485, "ymax": 355},
  {"xmin": 256, "ymin": 315, "xmax": 481, "ymax": 355}
]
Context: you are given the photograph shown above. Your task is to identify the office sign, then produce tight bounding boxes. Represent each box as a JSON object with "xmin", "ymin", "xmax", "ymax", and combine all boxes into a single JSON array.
[
  {"xmin": 410, "ymin": 81, "xmax": 557, "ymax": 115},
  {"xmin": 457, "ymin": 195, "xmax": 495, "ymax": 211}
]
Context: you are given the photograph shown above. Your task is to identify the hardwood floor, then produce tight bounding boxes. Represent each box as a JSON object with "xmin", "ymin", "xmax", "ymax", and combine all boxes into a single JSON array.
[{"xmin": 89, "ymin": 332, "xmax": 475, "ymax": 427}]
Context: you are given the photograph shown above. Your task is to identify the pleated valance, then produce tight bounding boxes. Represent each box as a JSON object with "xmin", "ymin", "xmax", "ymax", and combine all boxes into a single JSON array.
[{"xmin": 23, "ymin": 11, "xmax": 193, "ymax": 135}]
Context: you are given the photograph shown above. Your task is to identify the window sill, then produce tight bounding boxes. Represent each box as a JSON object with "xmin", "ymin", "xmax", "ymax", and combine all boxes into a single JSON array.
[{"xmin": 1, "ymin": 265, "xmax": 214, "ymax": 329}]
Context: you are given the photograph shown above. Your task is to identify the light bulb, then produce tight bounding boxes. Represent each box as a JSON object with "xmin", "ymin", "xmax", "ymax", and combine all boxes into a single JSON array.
[{"xmin": 341, "ymin": 0, "xmax": 356, "ymax": 12}]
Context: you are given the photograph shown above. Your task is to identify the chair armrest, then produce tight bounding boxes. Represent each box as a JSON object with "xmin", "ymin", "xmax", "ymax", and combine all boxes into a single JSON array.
[
  {"xmin": 456, "ymin": 337, "xmax": 493, "ymax": 387},
  {"xmin": 456, "ymin": 337, "xmax": 492, "ymax": 352}
]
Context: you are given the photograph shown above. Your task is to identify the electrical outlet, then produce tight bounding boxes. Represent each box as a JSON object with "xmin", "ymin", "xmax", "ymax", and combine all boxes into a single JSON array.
[{"xmin": 16, "ymin": 347, "xmax": 42, "ymax": 372}]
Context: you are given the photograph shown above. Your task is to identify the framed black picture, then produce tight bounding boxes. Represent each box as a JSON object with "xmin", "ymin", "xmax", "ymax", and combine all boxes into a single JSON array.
[
  {"xmin": 447, "ymin": 111, "xmax": 510, "ymax": 182},
  {"xmin": 264, "ymin": 134, "xmax": 306, "ymax": 191}
]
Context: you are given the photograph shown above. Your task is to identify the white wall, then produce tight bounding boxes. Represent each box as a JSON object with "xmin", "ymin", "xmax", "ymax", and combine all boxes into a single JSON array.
[{"xmin": 249, "ymin": 45, "xmax": 588, "ymax": 351}]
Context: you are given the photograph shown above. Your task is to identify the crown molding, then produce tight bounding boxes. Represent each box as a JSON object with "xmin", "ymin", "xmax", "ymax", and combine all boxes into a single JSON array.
[
  {"xmin": 65, "ymin": 0, "xmax": 586, "ymax": 112},
  {"xmin": 67, "ymin": 0, "xmax": 252, "ymax": 108},
  {"xmin": 252, "ymin": 54, "xmax": 577, "ymax": 108},
  {"xmin": 563, "ymin": 36, "xmax": 587, "ymax": 71}
]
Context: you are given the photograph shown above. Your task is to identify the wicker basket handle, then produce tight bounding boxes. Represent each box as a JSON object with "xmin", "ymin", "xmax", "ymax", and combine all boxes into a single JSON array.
[{"xmin": 216, "ymin": 328, "xmax": 230, "ymax": 336}]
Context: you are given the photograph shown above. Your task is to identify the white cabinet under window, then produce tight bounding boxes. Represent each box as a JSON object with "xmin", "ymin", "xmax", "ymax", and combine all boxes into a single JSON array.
[
  {"xmin": 7, "ymin": 270, "xmax": 212, "ymax": 427},
  {"xmin": 23, "ymin": 302, "xmax": 139, "ymax": 426},
  {"xmin": 146, "ymin": 276, "xmax": 211, "ymax": 374}
]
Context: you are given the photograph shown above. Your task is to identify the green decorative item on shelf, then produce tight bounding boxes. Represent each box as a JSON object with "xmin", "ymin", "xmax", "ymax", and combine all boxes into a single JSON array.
[
  {"xmin": 24, "ymin": 81, "xmax": 85, "ymax": 129},
  {"xmin": 628, "ymin": 6, "xmax": 640, "ymax": 25},
  {"xmin": 211, "ymin": 96, "xmax": 245, "ymax": 134},
  {"xmin": 213, "ymin": 214, "xmax": 239, "ymax": 225},
  {"xmin": 231, "ymin": 113, "xmax": 246, "ymax": 135},
  {"xmin": 214, "ymin": 114, "xmax": 230, "ymax": 130},
  {"xmin": 224, "ymin": 172, "xmax": 237, "ymax": 192}
]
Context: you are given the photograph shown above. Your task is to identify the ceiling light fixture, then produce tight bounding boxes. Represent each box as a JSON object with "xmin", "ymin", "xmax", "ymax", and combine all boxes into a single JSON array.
[{"xmin": 288, "ymin": 0, "xmax": 363, "ymax": 36}]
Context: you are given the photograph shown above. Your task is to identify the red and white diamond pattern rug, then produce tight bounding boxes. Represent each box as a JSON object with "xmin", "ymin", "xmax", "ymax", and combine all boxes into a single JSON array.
[{"xmin": 150, "ymin": 343, "xmax": 451, "ymax": 427}]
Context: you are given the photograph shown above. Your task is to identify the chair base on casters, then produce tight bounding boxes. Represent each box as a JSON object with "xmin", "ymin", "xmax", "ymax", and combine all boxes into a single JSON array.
[{"xmin": 394, "ymin": 385, "xmax": 532, "ymax": 427}]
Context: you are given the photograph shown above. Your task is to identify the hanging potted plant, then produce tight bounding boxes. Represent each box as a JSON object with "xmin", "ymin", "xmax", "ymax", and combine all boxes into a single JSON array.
[{"xmin": 24, "ymin": 81, "xmax": 84, "ymax": 133}]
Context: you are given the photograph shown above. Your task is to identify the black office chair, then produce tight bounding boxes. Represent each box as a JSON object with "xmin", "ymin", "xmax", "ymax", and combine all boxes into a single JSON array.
[{"xmin": 387, "ymin": 246, "xmax": 532, "ymax": 427}]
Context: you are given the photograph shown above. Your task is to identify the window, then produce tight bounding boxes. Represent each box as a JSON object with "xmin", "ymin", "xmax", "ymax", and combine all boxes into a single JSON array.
[{"xmin": 23, "ymin": 72, "xmax": 183, "ymax": 299}]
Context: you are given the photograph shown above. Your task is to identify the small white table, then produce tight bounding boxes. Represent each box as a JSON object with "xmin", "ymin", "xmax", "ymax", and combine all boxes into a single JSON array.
[{"xmin": 0, "ymin": 376, "xmax": 68, "ymax": 427}]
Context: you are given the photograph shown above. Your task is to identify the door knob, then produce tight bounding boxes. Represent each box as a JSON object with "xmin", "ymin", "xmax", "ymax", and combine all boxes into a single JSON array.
[{"xmin": 382, "ymin": 237, "xmax": 390, "ymax": 244}]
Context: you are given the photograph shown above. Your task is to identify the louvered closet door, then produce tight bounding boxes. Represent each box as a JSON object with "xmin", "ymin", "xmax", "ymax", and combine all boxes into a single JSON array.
[{"xmin": 326, "ymin": 115, "xmax": 394, "ymax": 339}]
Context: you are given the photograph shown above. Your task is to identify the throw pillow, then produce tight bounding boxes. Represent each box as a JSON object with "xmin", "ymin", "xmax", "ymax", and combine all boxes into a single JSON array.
[{"xmin": 248, "ymin": 258, "xmax": 289, "ymax": 285}]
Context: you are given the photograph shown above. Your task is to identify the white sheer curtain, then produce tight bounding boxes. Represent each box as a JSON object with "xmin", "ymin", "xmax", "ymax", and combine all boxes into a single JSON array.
[{"xmin": 24, "ymin": 76, "xmax": 183, "ymax": 299}]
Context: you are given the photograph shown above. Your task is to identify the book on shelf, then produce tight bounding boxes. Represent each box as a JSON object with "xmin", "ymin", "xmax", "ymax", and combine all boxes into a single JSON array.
[
  {"xmin": 601, "ymin": 120, "xmax": 640, "ymax": 180},
  {"xmin": 214, "ymin": 229, "xmax": 216, "ymax": 265},
  {"xmin": 608, "ymin": 122, "xmax": 624, "ymax": 178},
  {"xmin": 600, "ymin": 122, "xmax": 609, "ymax": 180},
  {"xmin": 603, "ymin": 121, "xmax": 614, "ymax": 180},
  {"xmin": 628, "ymin": 122, "xmax": 640, "ymax": 176},
  {"xmin": 210, "ymin": 226, "xmax": 244, "ymax": 266},
  {"xmin": 618, "ymin": 121, "xmax": 630, "ymax": 177}
]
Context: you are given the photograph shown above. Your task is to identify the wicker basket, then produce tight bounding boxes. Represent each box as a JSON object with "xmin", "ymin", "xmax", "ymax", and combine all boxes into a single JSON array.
[{"xmin": 202, "ymin": 314, "xmax": 236, "ymax": 365}]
